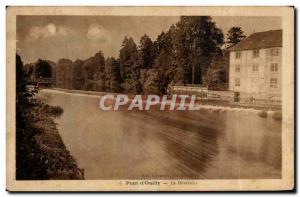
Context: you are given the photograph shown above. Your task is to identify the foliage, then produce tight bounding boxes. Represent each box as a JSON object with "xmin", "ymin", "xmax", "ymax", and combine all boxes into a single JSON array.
[
  {"xmin": 119, "ymin": 37, "xmax": 142, "ymax": 93},
  {"xmin": 56, "ymin": 58, "xmax": 73, "ymax": 89},
  {"xmin": 23, "ymin": 63, "xmax": 34, "ymax": 80},
  {"xmin": 152, "ymin": 28, "xmax": 178, "ymax": 94},
  {"xmin": 16, "ymin": 54, "xmax": 83, "ymax": 180},
  {"xmin": 105, "ymin": 57, "xmax": 122, "ymax": 92},
  {"xmin": 16, "ymin": 54, "xmax": 26, "ymax": 93},
  {"xmin": 35, "ymin": 59, "xmax": 52, "ymax": 78},
  {"xmin": 83, "ymin": 52, "xmax": 106, "ymax": 91},
  {"xmin": 227, "ymin": 27, "xmax": 246, "ymax": 47},
  {"xmin": 49, "ymin": 16, "xmax": 227, "ymax": 95},
  {"xmin": 72, "ymin": 59, "xmax": 85, "ymax": 90},
  {"xmin": 140, "ymin": 69, "xmax": 161, "ymax": 95},
  {"xmin": 42, "ymin": 104, "xmax": 64, "ymax": 117},
  {"xmin": 138, "ymin": 34, "xmax": 155, "ymax": 69},
  {"xmin": 202, "ymin": 67, "xmax": 227, "ymax": 90},
  {"xmin": 174, "ymin": 16, "xmax": 224, "ymax": 84}
]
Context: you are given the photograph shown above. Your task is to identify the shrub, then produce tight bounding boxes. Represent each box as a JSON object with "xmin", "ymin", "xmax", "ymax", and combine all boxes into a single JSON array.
[
  {"xmin": 43, "ymin": 105, "xmax": 64, "ymax": 117},
  {"xmin": 258, "ymin": 110, "xmax": 268, "ymax": 118}
]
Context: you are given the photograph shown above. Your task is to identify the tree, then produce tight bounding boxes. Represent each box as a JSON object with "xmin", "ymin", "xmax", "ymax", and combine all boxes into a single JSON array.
[
  {"xmin": 35, "ymin": 59, "xmax": 52, "ymax": 78},
  {"xmin": 105, "ymin": 57, "xmax": 122, "ymax": 92},
  {"xmin": 174, "ymin": 16, "xmax": 224, "ymax": 84},
  {"xmin": 72, "ymin": 59, "xmax": 85, "ymax": 90},
  {"xmin": 138, "ymin": 34, "xmax": 155, "ymax": 69},
  {"xmin": 48, "ymin": 16, "xmax": 227, "ymax": 94},
  {"xmin": 119, "ymin": 37, "xmax": 141, "ymax": 93},
  {"xmin": 23, "ymin": 63, "xmax": 34, "ymax": 81},
  {"xmin": 151, "ymin": 27, "xmax": 178, "ymax": 94},
  {"xmin": 82, "ymin": 51, "xmax": 106, "ymax": 91},
  {"xmin": 16, "ymin": 54, "xmax": 26, "ymax": 93},
  {"xmin": 56, "ymin": 59, "xmax": 73, "ymax": 89},
  {"xmin": 140, "ymin": 69, "xmax": 161, "ymax": 95},
  {"xmin": 209, "ymin": 51, "xmax": 229, "ymax": 84},
  {"xmin": 202, "ymin": 67, "xmax": 227, "ymax": 90},
  {"xmin": 227, "ymin": 27, "xmax": 246, "ymax": 47},
  {"xmin": 46, "ymin": 60, "xmax": 56, "ymax": 86},
  {"xmin": 152, "ymin": 49, "xmax": 176, "ymax": 94},
  {"xmin": 172, "ymin": 17, "xmax": 218, "ymax": 84}
]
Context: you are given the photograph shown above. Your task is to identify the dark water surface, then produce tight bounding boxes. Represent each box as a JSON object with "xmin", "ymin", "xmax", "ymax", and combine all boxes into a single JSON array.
[{"xmin": 38, "ymin": 89, "xmax": 282, "ymax": 179}]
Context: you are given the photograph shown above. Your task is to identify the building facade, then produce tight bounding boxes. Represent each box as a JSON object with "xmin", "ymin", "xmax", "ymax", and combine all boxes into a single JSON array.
[{"xmin": 228, "ymin": 30, "xmax": 282, "ymax": 102}]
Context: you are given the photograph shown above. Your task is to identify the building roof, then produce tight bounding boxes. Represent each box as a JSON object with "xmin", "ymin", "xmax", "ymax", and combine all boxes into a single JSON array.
[{"xmin": 228, "ymin": 29, "xmax": 282, "ymax": 51}]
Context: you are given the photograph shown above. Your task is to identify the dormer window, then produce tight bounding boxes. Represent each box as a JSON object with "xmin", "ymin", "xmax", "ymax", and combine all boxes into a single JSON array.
[{"xmin": 253, "ymin": 49, "xmax": 259, "ymax": 58}]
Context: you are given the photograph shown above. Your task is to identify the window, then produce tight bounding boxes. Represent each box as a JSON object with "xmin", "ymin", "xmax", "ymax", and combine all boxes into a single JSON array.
[
  {"xmin": 253, "ymin": 49, "xmax": 259, "ymax": 58},
  {"xmin": 235, "ymin": 78, "xmax": 240, "ymax": 87},
  {"xmin": 270, "ymin": 78, "xmax": 278, "ymax": 88},
  {"xmin": 271, "ymin": 63, "xmax": 279, "ymax": 72},
  {"xmin": 235, "ymin": 51, "xmax": 241, "ymax": 59},
  {"xmin": 235, "ymin": 64, "xmax": 240, "ymax": 72},
  {"xmin": 271, "ymin": 48, "xmax": 280, "ymax": 56},
  {"xmin": 252, "ymin": 64, "xmax": 259, "ymax": 72}
]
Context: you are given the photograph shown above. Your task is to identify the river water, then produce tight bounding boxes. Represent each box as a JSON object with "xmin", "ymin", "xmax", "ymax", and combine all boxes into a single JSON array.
[{"xmin": 38, "ymin": 89, "xmax": 282, "ymax": 179}]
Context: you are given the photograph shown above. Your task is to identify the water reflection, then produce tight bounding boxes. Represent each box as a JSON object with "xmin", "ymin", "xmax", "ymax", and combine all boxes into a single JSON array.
[{"xmin": 38, "ymin": 90, "xmax": 282, "ymax": 179}]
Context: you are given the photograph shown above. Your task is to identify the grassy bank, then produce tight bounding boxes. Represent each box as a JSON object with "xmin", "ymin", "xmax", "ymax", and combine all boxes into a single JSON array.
[
  {"xmin": 16, "ymin": 100, "xmax": 84, "ymax": 180},
  {"xmin": 16, "ymin": 54, "xmax": 84, "ymax": 180}
]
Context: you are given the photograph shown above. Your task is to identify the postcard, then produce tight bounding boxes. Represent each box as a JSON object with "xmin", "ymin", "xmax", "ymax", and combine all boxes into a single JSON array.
[{"xmin": 6, "ymin": 6, "xmax": 294, "ymax": 191}]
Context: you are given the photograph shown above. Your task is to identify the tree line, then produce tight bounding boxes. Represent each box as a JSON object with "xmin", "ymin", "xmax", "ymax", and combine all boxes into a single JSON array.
[{"xmin": 22, "ymin": 16, "xmax": 246, "ymax": 95}]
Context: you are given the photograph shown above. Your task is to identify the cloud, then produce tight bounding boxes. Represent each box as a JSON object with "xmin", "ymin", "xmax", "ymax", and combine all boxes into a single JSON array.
[
  {"xmin": 25, "ymin": 23, "xmax": 68, "ymax": 41},
  {"xmin": 87, "ymin": 23, "xmax": 111, "ymax": 42}
]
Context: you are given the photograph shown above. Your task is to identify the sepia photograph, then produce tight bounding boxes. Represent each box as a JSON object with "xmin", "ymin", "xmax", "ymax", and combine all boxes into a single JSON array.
[{"xmin": 6, "ymin": 6, "xmax": 294, "ymax": 191}]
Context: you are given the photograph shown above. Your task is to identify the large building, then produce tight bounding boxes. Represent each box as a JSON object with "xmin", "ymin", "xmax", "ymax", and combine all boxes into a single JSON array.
[{"xmin": 228, "ymin": 29, "xmax": 282, "ymax": 102}]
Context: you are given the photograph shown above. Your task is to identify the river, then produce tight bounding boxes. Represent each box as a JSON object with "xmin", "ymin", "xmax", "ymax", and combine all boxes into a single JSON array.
[{"xmin": 37, "ymin": 89, "xmax": 282, "ymax": 179}]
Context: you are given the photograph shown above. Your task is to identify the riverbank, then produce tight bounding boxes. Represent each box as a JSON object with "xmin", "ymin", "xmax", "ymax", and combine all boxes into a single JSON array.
[{"xmin": 16, "ymin": 100, "xmax": 84, "ymax": 180}]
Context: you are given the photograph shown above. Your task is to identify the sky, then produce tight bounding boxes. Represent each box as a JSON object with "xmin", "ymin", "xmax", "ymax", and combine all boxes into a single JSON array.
[{"xmin": 16, "ymin": 16, "xmax": 281, "ymax": 64}]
